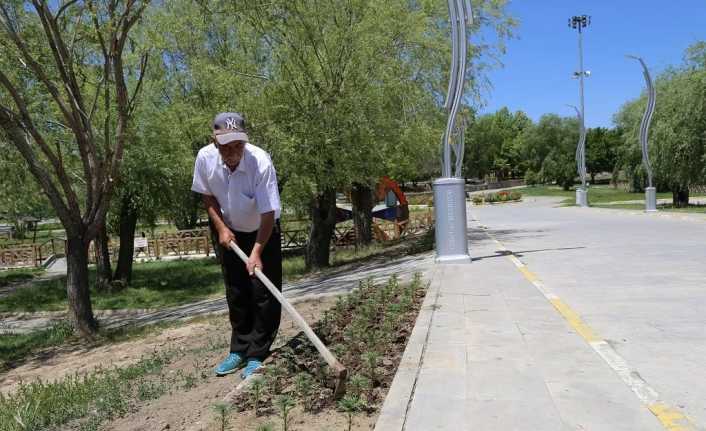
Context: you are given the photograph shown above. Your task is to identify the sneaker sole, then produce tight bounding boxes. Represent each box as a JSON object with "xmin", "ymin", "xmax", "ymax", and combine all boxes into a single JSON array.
[{"xmin": 215, "ymin": 366, "xmax": 242, "ymax": 377}]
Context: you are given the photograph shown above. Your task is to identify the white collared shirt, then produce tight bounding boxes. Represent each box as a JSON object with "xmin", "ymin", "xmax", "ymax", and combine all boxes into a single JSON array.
[{"xmin": 191, "ymin": 143, "xmax": 281, "ymax": 233}]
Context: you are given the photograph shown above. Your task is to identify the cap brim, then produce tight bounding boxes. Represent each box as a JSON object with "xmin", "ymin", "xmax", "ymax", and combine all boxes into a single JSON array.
[{"xmin": 215, "ymin": 132, "xmax": 249, "ymax": 145}]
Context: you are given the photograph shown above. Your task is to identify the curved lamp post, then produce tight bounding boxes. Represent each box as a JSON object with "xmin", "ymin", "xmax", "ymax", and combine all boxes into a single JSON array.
[
  {"xmin": 434, "ymin": 0, "xmax": 473, "ymax": 264},
  {"xmin": 567, "ymin": 104, "xmax": 588, "ymax": 206},
  {"xmin": 569, "ymin": 15, "xmax": 590, "ymax": 207},
  {"xmin": 627, "ymin": 55, "xmax": 657, "ymax": 212}
]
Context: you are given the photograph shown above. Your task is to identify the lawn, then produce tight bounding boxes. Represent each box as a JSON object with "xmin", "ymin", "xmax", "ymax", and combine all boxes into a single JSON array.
[
  {"xmin": 594, "ymin": 203, "xmax": 706, "ymax": 214},
  {"xmin": 0, "ymin": 267, "xmax": 44, "ymax": 288},
  {"xmin": 0, "ymin": 234, "xmax": 430, "ymax": 314},
  {"xmin": 522, "ymin": 185, "xmax": 673, "ymax": 205}
]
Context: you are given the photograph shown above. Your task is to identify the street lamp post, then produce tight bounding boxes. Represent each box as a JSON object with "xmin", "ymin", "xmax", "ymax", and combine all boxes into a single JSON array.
[
  {"xmin": 627, "ymin": 55, "xmax": 657, "ymax": 212},
  {"xmin": 569, "ymin": 15, "xmax": 590, "ymax": 207},
  {"xmin": 433, "ymin": 0, "xmax": 473, "ymax": 264}
]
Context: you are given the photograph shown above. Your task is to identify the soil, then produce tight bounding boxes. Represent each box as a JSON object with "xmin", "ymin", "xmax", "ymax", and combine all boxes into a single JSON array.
[
  {"xmin": 3, "ymin": 276, "xmax": 425, "ymax": 431},
  {"xmin": 96, "ymin": 296, "xmax": 380, "ymax": 431}
]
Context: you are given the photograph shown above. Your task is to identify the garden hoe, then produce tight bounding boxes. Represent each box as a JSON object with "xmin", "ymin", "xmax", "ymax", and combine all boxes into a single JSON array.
[{"xmin": 228, "ymin": 241, "xmax": 348, "ymax": 399}]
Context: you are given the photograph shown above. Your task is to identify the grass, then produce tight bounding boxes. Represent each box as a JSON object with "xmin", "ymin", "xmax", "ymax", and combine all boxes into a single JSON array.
[
  {"xmin": 0, "ymin": 231, "xmax": 430, "ymax": 313},
  {"xmin": 0, "ymin": 336, "xmax": 219, "ymax": 431},
  {"xmin": 523, "ymin": 185, "xmax": 673, "ymax": 205},
  {"xmin": 594, "ymin": 203, "xmax": 706, "ymax": 214},
  {"xmin": 0, "ymin": 322, "xmax": 74, "ymax": 371},
  {"xmin": 0, "ymin": 258, "xmax": 225, "ymax": 313},
  {"xmin": 0, "ymin": 268, "xmax": 43, "ymax": 288}
]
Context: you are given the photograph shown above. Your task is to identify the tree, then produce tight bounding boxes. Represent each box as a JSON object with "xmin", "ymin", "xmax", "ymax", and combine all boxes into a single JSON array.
[
  {"xmin": 614, "ymin": 42, "xmax": 706, "ymax": 207},
  {"xmin": 243, "ymin": 0, "xmax": 515, "ymax": 268},
  {"xmin": 585, "ymin": 127, "xmax": 619, "ymax": 183},
  {"xmin": 0, "ymin": 141, "xmax": 53, "ymax": 239},
  {"xmin": 464, "ymin": 108, "xmax": 532, "ymax": 180},
  {"xmin": 520, "ymin": 114, "xmax": 579, "ymax": 190},
  {"xmin": 0, "ymin": 1, "xmax": 149, "ymax": 338}
]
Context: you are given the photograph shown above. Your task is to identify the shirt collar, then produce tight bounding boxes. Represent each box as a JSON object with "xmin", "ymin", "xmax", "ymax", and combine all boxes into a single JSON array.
[{"xmin": 220, "ymin": 147, "xmax": 248, "ymax": 174}]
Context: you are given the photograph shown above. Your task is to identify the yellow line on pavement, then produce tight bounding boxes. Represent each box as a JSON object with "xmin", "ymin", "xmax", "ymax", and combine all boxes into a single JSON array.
[
  {"xmin": 649, "ymin": 403, "xmax": 696, "ymax": 431},
  {"xmin": 504, "ymin": 245, "xmax": 698, "ymax": 431},
  {"xmin": 548, "ymin": 297, "xmax": 601, "ymax": 343}
]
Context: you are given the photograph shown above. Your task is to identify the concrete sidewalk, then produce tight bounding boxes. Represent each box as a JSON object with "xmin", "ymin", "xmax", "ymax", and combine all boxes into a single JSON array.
[{"xmin": 375, "ymin": 223, "xmax": 668, "ymax": 430}]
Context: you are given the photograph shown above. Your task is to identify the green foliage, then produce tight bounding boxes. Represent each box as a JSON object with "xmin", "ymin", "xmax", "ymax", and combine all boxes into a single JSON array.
[
  {"xmin": 465, "ymin": 108, "xmax": 533, "ymax": 180},
  {"xmin": 614, "ymin": 44, "xmax": 706, "ymax": 205},
  {"xmin": 274, "ymin": 395, "xmax": 296, "ymax": 431},
  {"xmin": 482, "ymin": 190, "xmax": 522, "ymax": 203},
  {"xmin": 211, "ymin": 402, "xmax": 232, "ymax": 431},
  {"xmin": 0, "ymin": 322, "xmax": 74, "ymax": 371},
  {"xmin": 338, "ymin": 394, "xmax": 365, "ymax": 431},
  {"xmin": 0, "ymin": 351, "xmax": 173, "ymax": 431}
]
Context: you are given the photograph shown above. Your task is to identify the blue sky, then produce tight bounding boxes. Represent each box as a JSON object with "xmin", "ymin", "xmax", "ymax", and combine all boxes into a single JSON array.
[{"xmin": 476, "ymin": 0, "xmax": 706, "ymax": 128}]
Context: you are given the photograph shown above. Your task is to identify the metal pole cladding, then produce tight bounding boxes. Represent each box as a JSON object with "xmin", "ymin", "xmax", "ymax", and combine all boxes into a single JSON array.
[
  {"xmin": 442, "ymin": 0, "xmax": 459, "ymax": 177},
  {"xmin": 570, "ymin": 15, "xmax": 590, "ymax": 189},
  {"xmin": 627, "ymin": 55, "xmax": 656, "ymax": 188},
  {"xmin": 442, "ymin": 0, "xmax": 473, "ymax": 178}
]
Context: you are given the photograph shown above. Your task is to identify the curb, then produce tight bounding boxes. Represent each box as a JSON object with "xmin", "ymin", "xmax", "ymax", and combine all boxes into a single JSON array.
[{"xmin": 374, "ymin": 266, "xmax": 442, "ymax": 431}]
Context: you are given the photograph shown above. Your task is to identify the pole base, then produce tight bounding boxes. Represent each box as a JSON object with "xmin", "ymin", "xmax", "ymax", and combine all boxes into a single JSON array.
[
  {"xmin": 435, "ymin": 254, "xmax": 473, "ymax": 264},
  {"xmin": 645, "ymin": 187, "xmax": 657, "ymax": 212},
  {"xmin": 433, "ymin": 178, "xmax": 471, "ymax": 265},
  {"xmin": 576, "ymin": 188, "xmax": 588, "ymax": 207}
]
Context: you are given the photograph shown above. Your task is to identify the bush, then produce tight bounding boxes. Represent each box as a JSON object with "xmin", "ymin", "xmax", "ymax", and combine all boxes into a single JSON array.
[
  {"xmin": 471, "ymin": 195, "xmax": 483, "ymax": 205},
  {"xmin": 481, "ymin": 191, "xmax": 522, "ymax": 204},
  {"xmin": 524, "ymin": 169, "xmax": 538, "ymax": 186}
]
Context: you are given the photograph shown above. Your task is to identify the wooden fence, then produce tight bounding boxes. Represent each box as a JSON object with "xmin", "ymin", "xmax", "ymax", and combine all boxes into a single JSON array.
[
  {"xmin": 1, "ymin": 212, "xmax": 435, "ymax": 269},
  {"xmin": 0, "ymin": 238, "xmax": 62, "ymax": 269}
]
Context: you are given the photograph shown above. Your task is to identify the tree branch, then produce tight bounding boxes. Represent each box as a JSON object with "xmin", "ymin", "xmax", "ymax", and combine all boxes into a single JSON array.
[{"xmin": 0, "ymin": 105, "xmax": 74, "ymax": 230}]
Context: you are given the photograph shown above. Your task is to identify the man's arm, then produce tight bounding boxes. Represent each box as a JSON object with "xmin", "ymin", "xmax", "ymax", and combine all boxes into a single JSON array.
[
  {"xmin": 247, "ymin": 211, "xmax": 275, "ymax": 275},
  {"xmin": 203, "ymin": 194, "xmax": 235, "ymax": 247}
]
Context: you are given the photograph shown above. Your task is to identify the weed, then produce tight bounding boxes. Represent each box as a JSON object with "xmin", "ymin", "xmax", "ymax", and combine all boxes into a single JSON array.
[
  {"xmin": 347, "ymin": 374, "xmax": 371, "ymax": 399},
  {"xmin": 338, "ymin": 395, "xmax": 365, "ymax": 431},
  {"xmin": 211, "ymin": 401, "xmax": 231, "ymax": 431},
  {"xmin": 249, "ymin": 377, "xmax": 266, "ymax": 416},
  {"xmin": 294, "ymin": 372, "xmax": 314, "ymax": 410},
  {"xmin": 274, "ymin": 395, "xmax": 296, "ymax": 431}
]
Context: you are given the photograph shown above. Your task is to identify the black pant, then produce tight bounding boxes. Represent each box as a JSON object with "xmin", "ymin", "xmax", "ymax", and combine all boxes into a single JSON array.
[{"xmin": 214, "ymin": 224, "xmax": 282, "ymax": 361}]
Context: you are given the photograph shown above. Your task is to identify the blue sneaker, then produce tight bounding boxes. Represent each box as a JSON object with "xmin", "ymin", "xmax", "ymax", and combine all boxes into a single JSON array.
[
  {"xmin": 215, "ymin": 352, "xmax": 243, "ymax": 376},
  {"xmin": 241, "ymin": 359, "xmax": 264, "ymax": 379}
]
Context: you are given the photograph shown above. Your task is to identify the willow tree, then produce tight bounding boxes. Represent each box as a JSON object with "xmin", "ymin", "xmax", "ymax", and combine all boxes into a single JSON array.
[{"xmin": 0, "ymin": 0, "xmax": 149, "ymax": 338}]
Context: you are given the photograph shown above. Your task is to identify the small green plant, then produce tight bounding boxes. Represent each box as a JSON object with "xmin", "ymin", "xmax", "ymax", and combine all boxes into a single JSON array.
[
  {"xmin": 338, "ymin": 394, "xmax": 365, "ymax": 431},
  {"xmin": 294, "ymin": 372, "xmax": 314, "ymax": 406},
  {"xmin": 211, "ymin": 401, "xmax": 231, "ymax": 431},
  {"xmin": 249, "ymin": 377, "xmax": 266, "ymax": 416},
  {"xmin": 362, "ymin": 350, "xmax": 380, "ymax": 401},
  {"xmin": 347, "ymin": 374, "xmax": 371, "ymax": 399},
  {"xmin": 274, "ymin": 395, "xmax": 296, "ymax": 431},
  {"xmin": 472, "ymin": 195, "xmax": 484, "ymax": 205},
  {"xmin": 255, "ymin": 423, "xmax": 275, "ymax": 431}
]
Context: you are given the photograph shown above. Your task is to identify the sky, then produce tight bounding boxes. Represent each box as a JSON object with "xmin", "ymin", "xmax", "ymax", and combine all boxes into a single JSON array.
[{"xmin": 476, "ymin": 0, "xmax": 706, "ymax": 128}]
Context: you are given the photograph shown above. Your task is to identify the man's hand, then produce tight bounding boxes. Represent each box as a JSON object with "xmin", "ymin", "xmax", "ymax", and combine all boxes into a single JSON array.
[
  {"xmin": 246, "ymin": 252, "xmax": 263, "ymax": 277},
  {"xmin": 218, "ymin": 227, "xmax": 236, "ymax": 248}
]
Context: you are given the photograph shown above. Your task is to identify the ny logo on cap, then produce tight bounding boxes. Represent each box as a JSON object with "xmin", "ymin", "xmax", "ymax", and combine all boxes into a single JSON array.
[{"xmin": 225, "ymin": 117, "xmax": 238, "ymax": 130}]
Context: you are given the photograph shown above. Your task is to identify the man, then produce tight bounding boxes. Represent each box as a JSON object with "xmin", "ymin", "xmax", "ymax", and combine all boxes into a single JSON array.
[{"xmin": 191, "ymin": 112, "xmax": 282, "ymax": 379}]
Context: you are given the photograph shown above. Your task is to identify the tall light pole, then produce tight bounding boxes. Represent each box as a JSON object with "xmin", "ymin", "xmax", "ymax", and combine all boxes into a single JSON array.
[
  {"xmin": 569, "ymin": 15, "xmax": 590, "ymax": 207},
  {"xmin": 627, "ymin": 55, "xmax": 657, "ymax": 212},
  {"xmin": 433, "ymin": 0, "xmax": 473, "ymax": 264}
]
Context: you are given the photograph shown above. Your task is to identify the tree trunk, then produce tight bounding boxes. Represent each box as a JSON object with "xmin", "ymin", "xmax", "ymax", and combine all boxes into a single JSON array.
[
  {"xmin": 114, "ymin": 195, "xmax": 138, "ymax": 283},
  {"xmin": 66, "ymin": 235, "xmax": 98, "ymax": 338},
  {"xmin": 351, "ymin": 183, "xmax": 374, "ymax": 246},
  {"xmin": 306, "ymin": 188, "xmax": 337, "ymax": 270},
  {"xmin": 94, "ymin": 223, "xmax": 112, "ymax": 290},
  {"xmin": 673, "ymin": 186, "xmax": 689, "ymax": 208}
]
